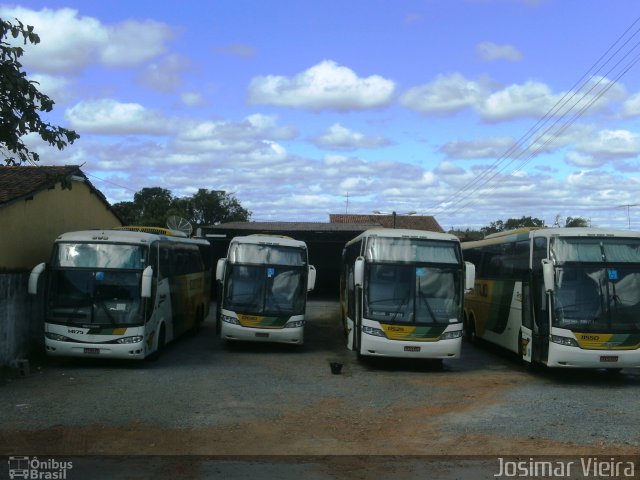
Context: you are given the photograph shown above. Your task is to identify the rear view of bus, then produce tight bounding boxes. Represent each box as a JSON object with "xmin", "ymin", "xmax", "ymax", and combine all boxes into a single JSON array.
[
  {"xmin": 341, "ymin": 229, "xmax": 475, "ymax": 360},
  {"xmin": 215, "ymin": 235, "xmax": 316, "ymax": 344}
]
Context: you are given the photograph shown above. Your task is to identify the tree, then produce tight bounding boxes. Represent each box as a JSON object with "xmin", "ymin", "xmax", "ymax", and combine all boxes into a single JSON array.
[
  {"xmin": 112, "ymin": 187, "xmax": 251, "ymax": 229},
  {"xmin": 554, "ymin": 214, "xmax": 589, "ymax": 228},
  {"xmin": 565, "ymin": 216, "xmax": 589, "ymax": 228},
  {"xmin": 188, "ymin": 188, "xmax": 251, "ymax": 226},
  {"xmin": 480, "ymin": 216, "xmax": 545, "ymax": 237},
  {"xmin": 1, "ymin": 18, "xmax": 79, "ymax": 165}
]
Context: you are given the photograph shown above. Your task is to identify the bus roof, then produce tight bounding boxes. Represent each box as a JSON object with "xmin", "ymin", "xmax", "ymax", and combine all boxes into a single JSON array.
[
  {"xmin": 345, "ymin": 228, "xmax": 460, "ymax": 248},
  {"xmin": 229, "ymin": 234, "xmax": 308, "ymax": 249},
  {"xmin": 463, "ymin": 227, "xmax": 640, "ymax": 249},
  {"xmin": 55, "ymin": 229, "xmax": 209, "ymax": 246}
]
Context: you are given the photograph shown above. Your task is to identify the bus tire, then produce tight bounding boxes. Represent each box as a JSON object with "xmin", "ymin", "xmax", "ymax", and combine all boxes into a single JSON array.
[
  {"xmin": 148, "ymin": 325, "xmax": 166, "ymax": 362},
  {"xmin": 355, "ymin": 322, "xmax": 363, "ymax": 359},
  {"xmin": 464, "ymin": 316, "xmax": 476, "ymax": 344},
  {"xmin": 192, "ymin": 305, "xmax": 204, "ymax": 334}
]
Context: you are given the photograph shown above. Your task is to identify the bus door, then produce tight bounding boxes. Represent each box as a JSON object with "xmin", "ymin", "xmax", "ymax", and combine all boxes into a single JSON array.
[
  {"xmin": 521, "ymin": 280, "xmax": 533, "ymax": 363},
  {"xmin": 154, "ymin": 243, "xmax": 173, "ymax": 342},
  {"xmin": 530, "ymin": 272, "xmax": 549, "ymax": 363}
]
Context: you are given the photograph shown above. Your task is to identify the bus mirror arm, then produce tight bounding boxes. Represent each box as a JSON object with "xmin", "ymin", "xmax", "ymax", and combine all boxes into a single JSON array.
[
  {"xmin": 141, "ymin": 266, "xmax": 153, "ymax": 298},
  {"xmin": 541, "ymin": 259, "xmax": 555, "ymax": 293},
  {"xmin": 464, "ymin": 261, "xmax": 476, "ymax": 293},
  {"xmin": 28, "ymin": 262, "xmax": 46, "ymax": 295}
]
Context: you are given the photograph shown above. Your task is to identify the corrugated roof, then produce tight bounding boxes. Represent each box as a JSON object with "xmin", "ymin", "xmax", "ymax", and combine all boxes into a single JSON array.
[
  {"xmin": 329, "ymin": 214, "xmax": 444, "ymax": 233},
  {"xmin": 205, "ymin": 221, "xmax": 383, "ymax": 232}
]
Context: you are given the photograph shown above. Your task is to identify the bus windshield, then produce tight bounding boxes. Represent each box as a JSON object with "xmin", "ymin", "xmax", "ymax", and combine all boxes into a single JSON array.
[
  {"xmin": 223, "ymin": 264, "xmax": 306, "ymax": 315},
  {"xmin": 551, "ymin": 238, "xmax": 640, "ymax": 332},
  {"xmin": 56, "ymin": 243, "xmax": 147, "ymax": 269},
  {"xmin": 365, "ymin": 237, "xmax": 460, "ymax": 264},
  {"xmin": 229, "ymin": 243, "xmax": 305, "ymax": 266},
  {"xmin": 364, "ymin": 264, "xmax": 461, "ymax": 325},
  {"xmin": 48, "ymin": 243, "xmax": 147, "ymax": 326}
]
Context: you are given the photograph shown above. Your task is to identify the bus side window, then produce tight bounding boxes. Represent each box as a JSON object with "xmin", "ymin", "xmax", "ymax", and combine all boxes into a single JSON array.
[{"xmin": 159, "ymin": 244, "xmax": 172, "ymax": 280}]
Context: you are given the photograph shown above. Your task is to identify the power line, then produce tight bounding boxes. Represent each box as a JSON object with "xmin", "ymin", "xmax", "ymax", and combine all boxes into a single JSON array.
[{"xmin": 427, "ymin": 14, "xmax": 640, "ymax": 218}]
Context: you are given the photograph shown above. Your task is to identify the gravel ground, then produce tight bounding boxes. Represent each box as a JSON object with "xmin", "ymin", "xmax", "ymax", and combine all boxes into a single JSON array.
[{"xmin": 1, "ymin": 299, "xmax": 639, "ymax": 479}]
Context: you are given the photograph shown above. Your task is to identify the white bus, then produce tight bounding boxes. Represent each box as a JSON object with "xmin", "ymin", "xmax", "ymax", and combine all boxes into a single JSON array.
[
  {"xmin": 340, "ymin": 229, "xmax": 475, "ymax": 361},
  {"xmin": 28, "ymin": 227, "xmax": 212, "ymax": 360},
  {"xmin": 462, "ymin": 227, "xmax": 640, "ymax": 369},
  {"xmin": 215, "ymin": 235, "xmax": 316, "ymax": 344}
]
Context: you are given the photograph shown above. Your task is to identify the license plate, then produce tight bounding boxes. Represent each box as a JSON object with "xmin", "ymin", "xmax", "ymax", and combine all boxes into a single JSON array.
[
  {"xmin": 255, "ymin": 332, "xmax": 269, "ymax": 338},
  {"xmin": 600, "ymin": 355, "xmax": 618, "ymax": 362},
  {"xmin": 84, "ymin": 348, "xmax": 100, "ymax": 354},
  {"xmin": 404, "ymin": 346, "xmax": 421, "ymax": 352}
]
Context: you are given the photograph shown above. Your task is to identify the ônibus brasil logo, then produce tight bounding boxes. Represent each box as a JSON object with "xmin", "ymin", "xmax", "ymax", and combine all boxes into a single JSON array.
[{"xmin": 8, "ymin": 456, "xmax": 73, "ymax": 479}]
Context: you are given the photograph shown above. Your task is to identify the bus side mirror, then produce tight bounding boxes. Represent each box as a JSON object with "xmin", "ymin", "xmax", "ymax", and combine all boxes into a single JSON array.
[
  {"xmin": 216, "ymin": 258, "xmax": 226, "ymax": 282},
  {"xmin": 141, "ymin": 265, "xmax": 153, "ymax": 298},
  {"xmin": 307, "ymin": 265, "xmax": 316, "ymax": 292},
  {"xmin": 464, "ymin": 261, "xmax": 476, "ymax": 292},
  {"xmin": 354, "ymin": 257, "xmax": 365, "ymax": 287},
  {"xmin": 28, "ymin": 262, "xmax": 46, "ymax": 295},
  {"xmin": 542, "ymin": 259, "xmax": 555, "ymax": 293}
]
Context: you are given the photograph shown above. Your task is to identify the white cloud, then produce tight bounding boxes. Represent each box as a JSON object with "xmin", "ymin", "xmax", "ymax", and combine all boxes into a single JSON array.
[
  {"xmin": 621, "ymin": 92, "xmax": 640, "ymax": 118},
  {"xmin": 65, "ymin": 99, "xmax": 170, "ymax": 135},
  {"xmin": 248, "ymin": 60, "xmax": 396, "ymax": 111},
  {"xmin": 573, "ymin": 129, "xmax": 640, "ymax": 161},
  {"xmin": 0, "ymin": 6, "xmax": 172, "ymax": 74},
  {"xmin": 181, "ymin": 92, "xmax": 205, "ymax": 107},
  {"xmin": 478, "ymin": 81, "xmax": 561, "ymax": 122},
  {"xmin": 476, "ymin": 41, "xmax": 523, "ymax": 62},
  {"xmin": 400, "ymin": 73, "xmax": 491, "ymax": 115},
  {"xmin": 29, "ymin": 73, "xmax": 73, "ymax": 104},
  {"xmin": 565, "ymin": 151, "xmax": 603, "ymax": 168},
  {"xmin": 439, "ymin": 136, "xmax": 521, "ymax": 159},
  {"xmin": 310, "ymin": 123, "xmax": 391, "ymax": 150},
  {"xmin": 137, "ymin": 54, "xmax": 191, "ymax": 92}
]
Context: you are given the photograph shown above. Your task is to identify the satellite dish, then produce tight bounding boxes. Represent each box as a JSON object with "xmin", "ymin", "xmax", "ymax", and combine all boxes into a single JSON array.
[{"xmin": 166, "ymin": 216, "xmax": 193, "ymax": 237}]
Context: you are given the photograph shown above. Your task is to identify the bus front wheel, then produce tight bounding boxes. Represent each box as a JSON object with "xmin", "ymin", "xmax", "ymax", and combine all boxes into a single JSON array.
[
  {"xmin": 148, "ymin": 325, "xmax": 165, "ymax": 362},
  {"xmin": 464, "ymin": 317, "xmax": 476, "ymax": 343}
]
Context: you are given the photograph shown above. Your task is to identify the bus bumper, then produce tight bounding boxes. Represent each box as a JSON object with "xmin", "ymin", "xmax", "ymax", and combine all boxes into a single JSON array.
[
  {"xmin": 45, "ymin": 339, "xmax": 146, "ymax": 360},
  {"xmin": 546, "ymin": 344, "xmax": 640, "ymax": 368},
  {"xmin": 360, "ymin": 334, "xmax": 462, "ymax": 359},
  {"xmin": 221, "ymin": 322, "xmax": 304, "ymax": 345}
]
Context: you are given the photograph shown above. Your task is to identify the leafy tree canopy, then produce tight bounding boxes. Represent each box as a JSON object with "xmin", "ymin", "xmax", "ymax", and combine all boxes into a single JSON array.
[
  {"xmin": 1, "ymin": 18, "xmax": 79, "ymax": 165},
  {"xmin": 480, "ymin": 216, "xmax": 545, "ymax": 237},
  {"xmin": 113, "ymin": 187, "xmax": 251, "ymax": 229}
]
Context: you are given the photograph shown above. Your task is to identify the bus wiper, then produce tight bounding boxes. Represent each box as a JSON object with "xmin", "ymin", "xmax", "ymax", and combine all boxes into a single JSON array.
[
  {"xmin": 95, "ymin": 299, "xmax": 117, "ymax": 324},
  {"xmin": 417, "ymin": 277, "xmax": 437, "ymax": 323}
]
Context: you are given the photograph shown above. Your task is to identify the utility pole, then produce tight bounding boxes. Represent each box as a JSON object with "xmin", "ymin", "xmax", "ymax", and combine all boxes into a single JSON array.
[{"xmin": 616, "ymin": 204, "xmax": 639, "ymax": 229}]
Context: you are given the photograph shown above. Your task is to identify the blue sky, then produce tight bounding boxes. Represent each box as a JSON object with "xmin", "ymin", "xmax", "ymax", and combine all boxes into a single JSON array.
[{"xmin": 3, "ymin": 0, "xmax": 640, "ymax": 230}]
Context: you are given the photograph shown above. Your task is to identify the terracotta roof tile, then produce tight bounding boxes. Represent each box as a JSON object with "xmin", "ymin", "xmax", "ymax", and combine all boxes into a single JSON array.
[{"xmin": 0, "ymin": 165, "xmax": 82, "ymax": 205}]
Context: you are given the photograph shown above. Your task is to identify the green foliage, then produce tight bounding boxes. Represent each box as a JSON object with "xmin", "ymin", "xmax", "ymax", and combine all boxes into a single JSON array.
[
  {"xmin": 0, "ymin": 18, "xmax": 79, "ymax": 165},
  {"xmin": 112, "ymin": 187, "xmax": 251, "ymax": 229},
  {"xmin": 480, "ymin": 216, "xmax": 545, "ymax": 237},
  {"xmin": 564, "ymin": 216, "xmax": 589, "ymax": 228}
]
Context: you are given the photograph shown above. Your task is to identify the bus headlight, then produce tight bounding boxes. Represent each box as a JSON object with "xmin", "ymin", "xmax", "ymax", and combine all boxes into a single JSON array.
[
  {"xmin": 222, "ymin": 315, "xmax": 240, "ymax": 325},
  {"xmin": 116, "ymin": 336, "xmax": 143, "ymax": 344},
  {"xmin": 362, "ymin": 326, "xmax": 386, "ymax": 337},
  {"xmin": 285, "ymin": 320, "xmax": 305, "ymax": 328},
  {"xmin": 551, "ymin": 335, "xmax": 579, "ymax": 347},
  {"xmin": 45, "ymin": 333, "xmax": 68, "ymax": 342},
  {"xmin": 440, "ymin": 330, "xmax": 463, "ymax": 340}
]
